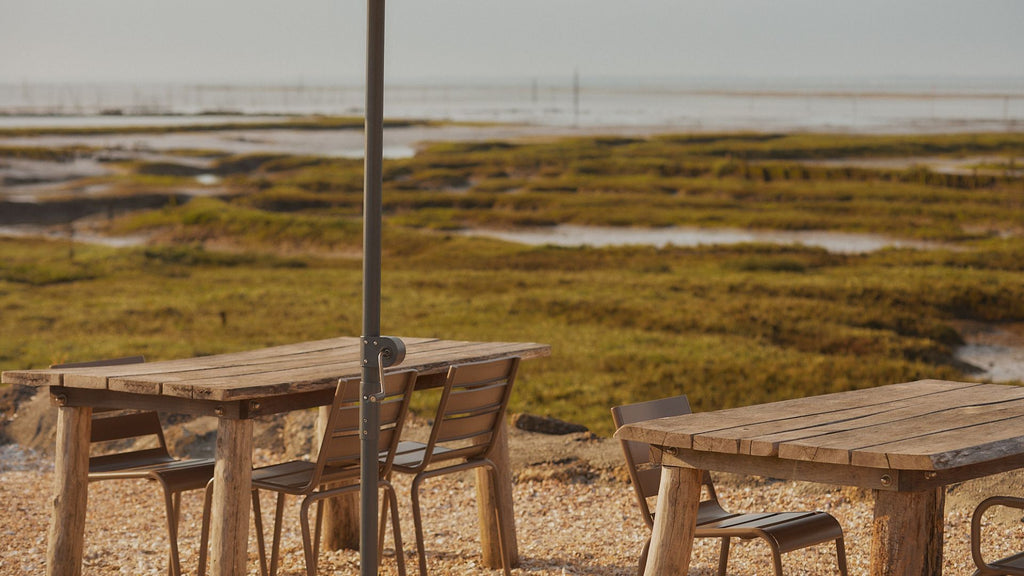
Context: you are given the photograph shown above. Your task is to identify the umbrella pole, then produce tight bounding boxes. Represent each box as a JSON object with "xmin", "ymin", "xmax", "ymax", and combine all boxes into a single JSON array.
[{"xmin": 361, "ymin": 0, "xmax": 386, "ymax": 574}]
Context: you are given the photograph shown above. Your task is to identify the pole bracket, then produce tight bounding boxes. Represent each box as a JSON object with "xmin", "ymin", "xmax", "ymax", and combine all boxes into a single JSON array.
[{"xmin": 361, "ymin": 335, "xmax": 406, "ymax": 400}]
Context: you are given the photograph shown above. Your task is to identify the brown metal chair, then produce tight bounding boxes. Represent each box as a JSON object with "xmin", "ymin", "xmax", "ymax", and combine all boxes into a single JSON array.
[
  {"xmin": 611, "ymin": 395, "xmax": 848, "ymax": 576},
  {"xmin": 971, "ymin": 496, "xmax": 1024, "ymax": 575},
  {"xmin": 389, "ymin": 357, "xmax": 520, "ymax": 576},
  {"xmin": 53, "ymin": 356, "xmax": 216, "ymax": 576},
  {"xmin": 200, "ymin": 370, "xmax": 417, "ymax": 576}
]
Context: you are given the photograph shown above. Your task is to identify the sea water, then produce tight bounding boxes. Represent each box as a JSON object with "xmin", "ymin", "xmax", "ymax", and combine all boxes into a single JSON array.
[{"xmin": 1, "ymin": 76, "xmax": 1022, "ymax": 133}]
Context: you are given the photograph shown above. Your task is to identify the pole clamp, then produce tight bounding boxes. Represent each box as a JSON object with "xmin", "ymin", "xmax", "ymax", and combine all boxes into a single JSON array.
[{"xmin": 362, "ymin": 335, "xmax": 406, "ymax": 400}]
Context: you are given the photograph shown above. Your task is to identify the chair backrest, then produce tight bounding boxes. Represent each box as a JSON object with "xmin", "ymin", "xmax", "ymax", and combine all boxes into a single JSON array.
[
  {"xmin": 311, "ymin": 369, "xmax": 418, "ymax": 490},
  {"xmin": 418, "ymin": 357, "xmax": 520, "ymax": 470},
  {"xmin": 49, "ymin": 356, "xmax": 169, "ymax": 464},
  {"xmin": 611, "ymin": 395, "xmax": 717, "ymax": 529}
]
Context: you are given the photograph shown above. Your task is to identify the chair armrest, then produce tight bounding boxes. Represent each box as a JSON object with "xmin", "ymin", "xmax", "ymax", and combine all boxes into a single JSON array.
[{"xmin": 971, "ymin": 496, "xmax": 1024, "ymax": 572}]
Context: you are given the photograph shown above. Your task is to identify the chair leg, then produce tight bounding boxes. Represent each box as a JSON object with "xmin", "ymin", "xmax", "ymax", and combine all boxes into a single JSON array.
[
  {"xmin": 299, "ymin": 497, "xmax": 318, "ymax": 576},
  {"xmin": 378, "ymin": 486, "xmax": 389, "ymax": 566},
  {"xmin": 252, "ymin": 490, "xmax": 269, "ymax": 576},
  {"xmin": 637, "ymin": 536, "xmax": 650, "ymax": 576},
  {"xmin": 270, "ymin": 492, "xmax": 286, "ymax": 576},
  {"xmin": 383, "ymin": 482, "xmax": 407, "ymax": 576},
  {"xmin": 770, "ymin": 542, "xmax": 784, "ymax": 576},
  {"xmin": 313, "ymin": 498, "xmax": 324, "ymax": 565},
  {"xmin": 716, "ymin": 537, "xmax": 730, "ymax": 576},
  {"xmin": 161, "ymin": 486, "xmax": 183, "ymax": 576},
  {"xmin": 198, "ymin": 479, "xmax": 214, "ymax": 576},
  {"xmin": 482, "ymin": 464, "xmax": 511, "ymax": 576},
  {"xmin": 410, "ymin": 474, "xmax": 430, "ymax": 576},
  {"xmin": 836, "ymin": 537, "xmax": 849, "ymax": 576}
]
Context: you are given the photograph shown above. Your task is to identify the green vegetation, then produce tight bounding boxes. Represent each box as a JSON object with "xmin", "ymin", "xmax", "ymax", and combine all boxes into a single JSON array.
[
  {"xmin": 0, "ymin": 115, "xmax": 436, "ymax": 138},
  {"xmin": 2, "ymin": 131, "xmax": 1023, "ymax": 436}
]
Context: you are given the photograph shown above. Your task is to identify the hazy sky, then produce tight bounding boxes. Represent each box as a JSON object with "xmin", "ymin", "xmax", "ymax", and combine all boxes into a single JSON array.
[{"xmin": 2, "ymin": 0, "xmax": 1022, "ymax": 84}]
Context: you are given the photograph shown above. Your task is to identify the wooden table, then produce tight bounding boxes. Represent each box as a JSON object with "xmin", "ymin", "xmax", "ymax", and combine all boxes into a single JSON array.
[
  {"xmin": 614, "ymin": 380, "xmax": 1024, "ymax": 576},
  {"xmin": 2, "ymin": 336, "xmax": 550, "ymax": 576}
]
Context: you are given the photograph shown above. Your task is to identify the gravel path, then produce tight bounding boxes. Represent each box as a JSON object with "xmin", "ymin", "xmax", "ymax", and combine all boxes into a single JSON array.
[{"xmin": 2, "ymin": 434, "xmax": 1023, "ymax": 575}]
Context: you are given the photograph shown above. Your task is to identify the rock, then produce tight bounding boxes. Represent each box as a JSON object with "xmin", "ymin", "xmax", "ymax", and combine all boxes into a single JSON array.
[
  {"xmin": 283, "ymin": 409, "xmax": 317, "ymax": 458},
  {"xmin": 0, "ymin": 387, "xmax": 57, "ymax": 455},
  {"xmin": 164, "ymin": 416, "xmax": 218, "ymax": 459},
  {"xmin": 511, "ymin": 413, "xmax": 588, "ymax": 435}
]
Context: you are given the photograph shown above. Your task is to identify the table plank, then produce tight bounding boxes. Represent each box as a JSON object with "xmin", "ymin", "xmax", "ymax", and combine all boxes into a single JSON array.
[
  {"xmin": 779, "ymin": 395, "xmax": 1024, "ymax": 469},
  {"xmin": 739, "ymin": 385, "xmax": 998, "ymax": 457},
  {"xmin": 853, "ymin": 412, "xmax": 1024, "ymax": 470},
  {"xmin": 614, "ymin": 380, "xmax": 978, "ymax": 454},
  {"xmin": 2, "ymin": 338, "xmax": 550, "ymax": 403},
  {"xmin": 158, "ymin": 340, "xmax": 546, "ymax": 401},
  {"xmin": 692, "ymin": 381, "xmax": 988, "ymax": 455},
  {"xmin": 0, "ymin": 337, "xmax": 364, "ymax": 389},
  {"xmin": 93, "ymin": 339, "xmax": 548, "ymax": 401},
  {"xmin": 338, "ymin": 340, "xmax": 551, "ymax": 383}
]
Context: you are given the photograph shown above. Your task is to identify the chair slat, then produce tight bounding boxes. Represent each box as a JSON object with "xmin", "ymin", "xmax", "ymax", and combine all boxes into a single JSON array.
[
  {"xmin": 438, "ymin": 411, "xmax": 499, "ymax": 443},
  {"xmin": 449, "ymin": 358, "xmax": 517, "ymax": 387},
  {"xmin": 90, "ymin": 410, "xmax": 165, "ymax": 444},
  {"xmin": 635, "ymin": 467, "xmax": 662, "ymax": 504},
  {"xmin": 445, "ymin": 382, "xmax": 506, "ymax": 415},
  {"xmin": 623, "ymin": 438, "xmax": 652, "ymax": 467},
  {"xmin": 380, "ymin": 398, "xmax": 407, "ymax": 424},
  {"xmin": 89, "ymin": 447, "xmax": 177, "ymax": 474}
]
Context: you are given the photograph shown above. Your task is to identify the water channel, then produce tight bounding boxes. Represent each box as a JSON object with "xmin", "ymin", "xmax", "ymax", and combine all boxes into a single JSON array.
[{"xmin": 460, "ymin": 224, "xmax": 942, "ymax": 254}]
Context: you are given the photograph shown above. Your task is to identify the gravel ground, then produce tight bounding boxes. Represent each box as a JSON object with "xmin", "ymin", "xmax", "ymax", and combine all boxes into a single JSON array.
[{"xmin": 2, "ymin": 424, "xmax": 1023, "ymax": 575}]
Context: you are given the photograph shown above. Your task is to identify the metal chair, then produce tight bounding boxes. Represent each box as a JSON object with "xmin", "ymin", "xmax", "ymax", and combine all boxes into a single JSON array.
[
  {"xmin": 611, "ymin": 395, "xmax": 848, "ymax": 576},
  {"xmin": 389, "ymin": 357, "xmax": 520, "ymax": 576},
  {"xmin": 200, "ymin": 370, "xmax": 417, "ymax": 576},
  {"xmin": 971, "ymin": 496, "xmax": 1024, "ymax": 575},
  {"xmin": 53, "ymin": 356, "xmax": 216, "ymax": 576}
]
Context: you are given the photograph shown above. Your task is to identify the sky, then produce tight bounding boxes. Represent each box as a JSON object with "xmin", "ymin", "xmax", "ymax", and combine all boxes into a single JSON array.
[{"xmin": 1, "ymin": 0, "xmax": 1023, "ymax": 85}]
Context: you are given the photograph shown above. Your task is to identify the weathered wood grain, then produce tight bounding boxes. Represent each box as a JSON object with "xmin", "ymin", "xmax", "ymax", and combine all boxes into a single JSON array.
[
  {"xmin": 209, "ymin": 418, "xmax": 253, "ymax": 576},
  {"xmin": 2, "ymin": 338, "xmax": 550, "ymax": 403},
  {"xmin": 46, "ymin": 406, "xmax": 92, "ymax": 576},
  {"xmin": 616, "ymin": 381, "xmax": 1024, "ymax": 473},
  {"xmin": 870, "ymin": 488, "xmax": 944, "ymax": 576},
  {"xmin": 643, "ymin": 467, "xmax": 702, "ymax": 576},
  {"xmin": 477, "ymin": 422, "xmax": 519, "ymax": 569}
]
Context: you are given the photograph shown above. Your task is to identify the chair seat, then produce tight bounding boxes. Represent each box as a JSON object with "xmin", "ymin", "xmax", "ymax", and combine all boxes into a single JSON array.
[
  {"xmin": 992, "ymin": 552, "xmax": 1024, "ymax": 572},
  {"xmin": 89, "ymin": 447, "xmax": 180, "ymax": 474},
  {"xmin": 253, "ymin": 457, "xmax": 389, "ymax": 495},
  {"xmin": 91, "ymin": 456, "xmax": 216, "ymax": 492},
  {"xmin": 696, "ymin": 511, "xmax": 845, "ymax": 554},
  {"xmin": 390, "ymin": 440, "xmax": 454, "ymax": 471}
]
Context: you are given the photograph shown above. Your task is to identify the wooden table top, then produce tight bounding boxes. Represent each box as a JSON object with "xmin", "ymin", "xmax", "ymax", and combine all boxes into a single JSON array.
[
  {"xmin": 615, "ymin": 380, "xmax": 1024, "ymax": 472},
  {"xmin": 1, "ymin": 337, "xmax": 551, "ymax": 402}
]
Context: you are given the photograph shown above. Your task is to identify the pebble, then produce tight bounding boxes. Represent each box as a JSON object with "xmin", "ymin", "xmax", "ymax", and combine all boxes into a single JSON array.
[{"xmin": 2, "ymin": 457, "xmax": 1022, "ymax": 574}]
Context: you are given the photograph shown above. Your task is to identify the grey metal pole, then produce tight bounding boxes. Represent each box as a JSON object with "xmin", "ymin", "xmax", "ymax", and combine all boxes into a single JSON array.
[{"xmin": 361, "ymin": 0, "xmax": 386, "ymax": 574}]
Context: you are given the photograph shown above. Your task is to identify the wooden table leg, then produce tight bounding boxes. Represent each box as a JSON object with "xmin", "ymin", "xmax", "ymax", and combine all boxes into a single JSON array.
[
  {"xmin": 870, "ymin": 487, "xmax": 945, "ymax": 576},
  {"xmin": 47, "ymin": 405, "xmax": 92, "ymax": 576},
  {"xmin": 476, "ymin": 422, "xmax": 519, "ymax": 568},
  {"xmin": 644, "ymin": 466, "xmax": 701, "ymax": 576},
  {"xmin": 210, "ymin": 418, "xmax": 253, "ymax": 576},
  {"xmin": 316, "ymin": 405, "xmax": 359, "ymax": 550}
]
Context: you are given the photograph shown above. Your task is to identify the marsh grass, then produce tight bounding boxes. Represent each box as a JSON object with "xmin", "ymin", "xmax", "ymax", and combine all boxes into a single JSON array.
[
  {"xmin": 0, "ymin": 116, "xmax": 435, "ymax": 138},
  {"xmin": 3, "ymin": 131, "xmax": 1024, "ymax": 435}
]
